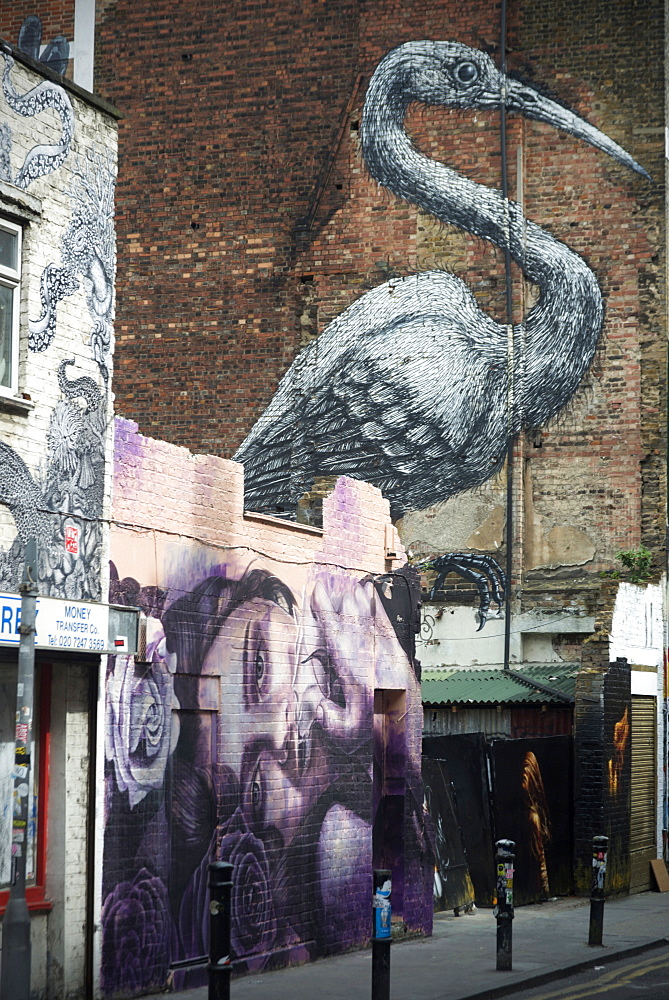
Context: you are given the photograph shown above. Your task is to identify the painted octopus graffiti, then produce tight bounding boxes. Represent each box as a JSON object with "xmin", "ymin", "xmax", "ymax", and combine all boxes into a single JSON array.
[
  {"xmin": 0, "ymin": 52, "xmax": 115, "ymax": 600},
  {"xmin": 234, "ymin": 39, "xmax": 648, "ymax": 620},
  {"xmin": 0, "ymin": 51, "xmax": 74, "ymax": 189},
  {"xmin": 101, "ymin": 561, "xmax": 428, "ymax": 995}
]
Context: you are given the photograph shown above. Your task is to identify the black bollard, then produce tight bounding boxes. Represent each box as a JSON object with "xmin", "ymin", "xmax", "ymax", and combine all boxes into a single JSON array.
[
  {"xmin": 371, "ymin": 869, "xmax": 392, "ymax": 1000},
  {"xmin": 494, "ymin": 840, "xmax": 515, "ymax": 971},
  {"xmin": 208, "ymin": 861, "xmax": 234, "ymax": 1000},
  {"xmin": 588, "ymin": 835, "xmax": 608, "ymax": 947}
]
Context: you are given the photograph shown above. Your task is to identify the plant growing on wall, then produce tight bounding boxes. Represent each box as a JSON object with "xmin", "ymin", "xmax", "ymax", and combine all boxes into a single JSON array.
[
  {"xmin": 601, "ymin": 546, "xmax": 653, "ymax": 585},
  {"xmin": 615, "ymin": 546, "xmax": 653, "ymax": 584}
]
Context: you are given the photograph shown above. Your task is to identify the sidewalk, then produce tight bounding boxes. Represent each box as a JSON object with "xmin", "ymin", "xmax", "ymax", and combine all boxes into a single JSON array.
[{"xmin": 157, "ymin": 891, "xmax": 669, "ymax": 1000}]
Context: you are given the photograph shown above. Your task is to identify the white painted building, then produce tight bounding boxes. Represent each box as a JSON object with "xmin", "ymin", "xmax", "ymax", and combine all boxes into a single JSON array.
[{"xmin": 0, "ymin": 41, "xmax": 123, "ymax": 999}]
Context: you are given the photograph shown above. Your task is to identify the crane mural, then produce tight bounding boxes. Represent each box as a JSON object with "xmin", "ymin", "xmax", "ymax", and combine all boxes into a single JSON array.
[{"xmin": 234, "ymin": 40, "xmax": 648, "ymax": 615}]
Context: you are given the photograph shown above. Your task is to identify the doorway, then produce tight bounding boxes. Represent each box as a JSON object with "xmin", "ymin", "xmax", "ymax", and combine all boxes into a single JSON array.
[{"xmin": 373, "ymin": 689, "xmax": 406, "ymax": 915}]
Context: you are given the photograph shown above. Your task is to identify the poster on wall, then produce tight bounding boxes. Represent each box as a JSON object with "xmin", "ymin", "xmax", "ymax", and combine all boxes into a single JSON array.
[
  {"xmin": 489, "ymin": 736, "xmax": 574, "ymax": 905},
  {"xmin": 422, "ymin": 756, "xmax": 475, "ymax": 913},
  {"xmin": 423, "ymin": 734, "xmax": 496, "ymax": 907}
]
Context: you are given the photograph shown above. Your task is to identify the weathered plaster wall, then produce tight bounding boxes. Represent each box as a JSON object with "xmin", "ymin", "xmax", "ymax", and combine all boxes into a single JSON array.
[
  {"xmin": 102, "ymin": 418, "xmax": 430, "ymax": 997},
  {"xmin": 610, "ymin": 582, "xmax": 664, "ymax": 669}
]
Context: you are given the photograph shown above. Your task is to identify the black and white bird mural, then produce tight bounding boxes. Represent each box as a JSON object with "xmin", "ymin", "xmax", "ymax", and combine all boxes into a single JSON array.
[{"xmin": 235, "ymin": 40, "xmax": 647, "ymax": 514}]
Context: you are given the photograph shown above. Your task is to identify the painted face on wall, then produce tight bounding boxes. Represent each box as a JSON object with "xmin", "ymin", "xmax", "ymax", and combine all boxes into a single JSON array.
[
  {"xmin": 103, "ymin": 560, "xmax": 427, "ymax": 986},
  {"xmin": 200, "ymin": 596, "xmax": 306, "ymax": 843},
  {"xmin": 296, "ymin": 578, "xmax": 376, "ymax": 755}
]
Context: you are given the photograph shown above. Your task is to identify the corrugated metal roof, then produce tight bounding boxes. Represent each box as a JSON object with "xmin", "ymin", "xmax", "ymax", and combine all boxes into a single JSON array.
[{"xmin": 421, "ymin": 663, "xmax": 578, "ymax": 706}]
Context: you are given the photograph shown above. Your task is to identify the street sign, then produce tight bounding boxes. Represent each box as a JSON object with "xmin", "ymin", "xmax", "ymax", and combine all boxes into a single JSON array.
[{"xmin": 0, "ymin": 593, "xmax": 139, "ymax": 655}]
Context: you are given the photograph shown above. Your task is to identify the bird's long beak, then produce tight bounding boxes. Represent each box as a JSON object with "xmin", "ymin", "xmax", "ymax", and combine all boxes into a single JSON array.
[{"xmin": 505, "ymin": 77, "xmax": 650, "ymax": 180}]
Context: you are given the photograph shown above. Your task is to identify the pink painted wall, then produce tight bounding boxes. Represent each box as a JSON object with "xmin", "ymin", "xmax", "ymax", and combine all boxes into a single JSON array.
[{"xmin": 101, "ymin": 417, "xmax": 432, "ymax": 997}]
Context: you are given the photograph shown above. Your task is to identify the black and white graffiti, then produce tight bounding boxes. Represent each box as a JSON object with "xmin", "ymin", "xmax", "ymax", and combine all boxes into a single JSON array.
[
  {"xmin": 1, "ymin": 50, "xmax": 74, "ymax": 189},
  {"xmin": 0, "ymin": 55, "xmax": 114, "ymax": 601},
  {"xmin": 30, "ymin": 150, "xmax": 116, "ymax": 379},
  {"xmin": 235, "ymin": 40, "xmax": 647, "ymax": 520},
  {"xmin": 17, "ymin": 15, "xmax": 70, "ymax": 77},
  {"xmin": 29, "ymin": 264, "xmax": 79, "ymax": 353},
  {"xmin": 25, "ymin": 152, "xmax": 115, "ymax": 597},
  {"xmin": 0, "ymin": 123, "xmax": 10, "ymax": 183},
  {"xmin": 0, "ymin": 356, "xmax": 107, "ymax": 601}
]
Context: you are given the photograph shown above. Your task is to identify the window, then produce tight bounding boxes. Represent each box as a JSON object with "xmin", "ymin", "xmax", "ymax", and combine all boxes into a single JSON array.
[
  {"xmin": 0, "ymin": 218, "xmax": 21, "ymax": 396},
  {"xmin": 0, "ymin": 662, "xmax": 51, "ymax": 911}
]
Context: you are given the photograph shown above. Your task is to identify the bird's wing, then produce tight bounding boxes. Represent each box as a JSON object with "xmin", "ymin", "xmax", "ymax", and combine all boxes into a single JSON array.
[
  {"xmin": 236, "ymin": 270, "xmax": 507, "ymax": 514},
  {"xmin": 237, "ymin": 328, "xmax": 503, "ymax": 515}
]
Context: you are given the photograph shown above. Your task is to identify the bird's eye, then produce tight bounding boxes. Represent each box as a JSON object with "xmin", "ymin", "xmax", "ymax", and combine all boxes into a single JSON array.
[{"xmin": 454, "ymin": 61, "xmax": 479, "ymax": 86}]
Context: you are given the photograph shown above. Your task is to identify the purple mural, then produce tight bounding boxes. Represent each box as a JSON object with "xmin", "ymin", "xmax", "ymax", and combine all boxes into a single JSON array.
[{"xmin": 102, "ymin": 560, "xmax": 429, "ymax": 995}]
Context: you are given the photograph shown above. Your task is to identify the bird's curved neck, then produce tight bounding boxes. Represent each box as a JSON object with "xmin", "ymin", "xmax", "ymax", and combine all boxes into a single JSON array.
[
  {"xmin": 362, "ymin": 95, "xmax": 551, "ymax": 282},
  {"xmin": 360, "ymin": 91, "xmax": 603, "ymax": 428}
]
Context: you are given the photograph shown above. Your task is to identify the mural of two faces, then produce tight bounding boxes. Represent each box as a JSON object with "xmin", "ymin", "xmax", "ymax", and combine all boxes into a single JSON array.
[{"xmin": 102, "ymin": 557, "xmax": 429, "ymax": 995}]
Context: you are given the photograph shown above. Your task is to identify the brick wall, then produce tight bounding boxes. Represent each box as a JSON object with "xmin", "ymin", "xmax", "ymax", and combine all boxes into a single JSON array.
[
  {"xmin": 7, "ymin": 0, "xmax": 663, "ymax": 585},
  {"xmin": 103, "ymin": 419, "xmax": 429, "ymax": 996},
  {"xmin": 89, "ymin": 0, "xmax": 664, "ymax": 573}
]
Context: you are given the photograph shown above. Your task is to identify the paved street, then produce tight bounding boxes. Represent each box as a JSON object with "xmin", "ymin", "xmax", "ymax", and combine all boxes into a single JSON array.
[
  {"xmin": 151, "ymin": 890, "xmax": 669, "ymax": 1000},
  {"xmin": 500, "ymin": 945, "xmax": 669, "ymax": 1000}
]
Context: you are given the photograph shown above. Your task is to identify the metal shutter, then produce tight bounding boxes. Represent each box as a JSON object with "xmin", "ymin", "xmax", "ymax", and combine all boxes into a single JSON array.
[{"xmin": 629, "ymin": 695, "xmax": 657, "ymax": 893}]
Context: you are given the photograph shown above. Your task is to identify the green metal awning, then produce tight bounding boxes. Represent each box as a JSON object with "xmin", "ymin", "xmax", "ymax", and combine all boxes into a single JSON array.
[{"xmin": 421, "ymin": 663, "xmax": 578, "ymax": 706}]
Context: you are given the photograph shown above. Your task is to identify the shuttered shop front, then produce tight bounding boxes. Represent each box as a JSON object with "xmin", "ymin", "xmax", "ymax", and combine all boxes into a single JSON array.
[{"xmin": 630, "ymin": 695, "xmax": 657, "ymax": 893}]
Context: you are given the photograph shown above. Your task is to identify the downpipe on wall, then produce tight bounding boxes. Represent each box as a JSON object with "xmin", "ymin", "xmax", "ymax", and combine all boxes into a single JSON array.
[{"xmin": 500, "ymin": 0, "xmax": 515, "ymax": 671}]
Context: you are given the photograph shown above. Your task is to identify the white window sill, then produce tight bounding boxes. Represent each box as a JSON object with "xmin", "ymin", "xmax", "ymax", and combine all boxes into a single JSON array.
[{"xmin": 0, "ymin": 394, "xmax": 35, "ymax": 415}]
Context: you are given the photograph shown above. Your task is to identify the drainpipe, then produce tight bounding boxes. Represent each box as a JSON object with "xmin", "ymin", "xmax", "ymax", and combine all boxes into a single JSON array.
[
  {"xmin": 500, "ymin": 0, "xmax": 515, "ymax": 670},
  {"xmin": 662, "ymin": 0, "xmax": 669, "ymax": 860}
]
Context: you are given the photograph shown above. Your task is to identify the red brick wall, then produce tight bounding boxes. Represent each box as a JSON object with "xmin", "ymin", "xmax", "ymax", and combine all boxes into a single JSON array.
[
  {"xmin": 5, "ymin": 1, "xmax": 663, "ymax": 568},
  {"xmin": 95, "ymin": 0, "xmax": 362, "ymax": 452},
  {"xmin": 91, "ymin": 0, "xmax": 664, "ymax": 553}
]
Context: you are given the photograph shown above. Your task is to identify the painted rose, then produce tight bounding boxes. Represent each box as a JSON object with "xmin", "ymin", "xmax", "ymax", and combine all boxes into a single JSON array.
[
  {"xmin": 218, "ymin": 811, "xmax": 277, "ymax": 958},
  {"xmin": 106, "ymin": 618, "xmax": 179, "ymax": 807},
  {"xmin": 101, "ymin": 868, "xmax": 171, "ymax": 996}
]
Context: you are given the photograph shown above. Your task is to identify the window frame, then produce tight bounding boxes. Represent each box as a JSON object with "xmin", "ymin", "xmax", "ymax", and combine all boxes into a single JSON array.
[
  {"xmin": 0, "ymin": 661, "xmax": 52, "ymax": 914},
  {"xmin": 0, "ymin": 217, "xmax": 22, "ymax": 398}
]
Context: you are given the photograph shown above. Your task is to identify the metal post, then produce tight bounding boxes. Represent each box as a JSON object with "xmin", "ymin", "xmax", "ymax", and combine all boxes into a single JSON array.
[
  {"xmin": 208, "ymin": 861, "xmax": 233, "ymax": 1000},
  {"xmin": 588, "ymin": 835, "xmax": 609, "ymax": 947},
  {"xmin": 371, "ymin": 868, "xmax": 391, "ymax": 1000},
  {"xmin": 494, "ymin": 839, "xmax": 515, "ymax": 972},
  {"xmin": 1, "ymin": 540, "xmax": 38, "ymax": 1000}
]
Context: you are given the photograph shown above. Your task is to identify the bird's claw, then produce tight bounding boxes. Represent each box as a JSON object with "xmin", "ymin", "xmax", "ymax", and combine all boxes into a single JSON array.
[{"xmin": 419, "ymin": 552, "xmax": 506, "ymax": 631}]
